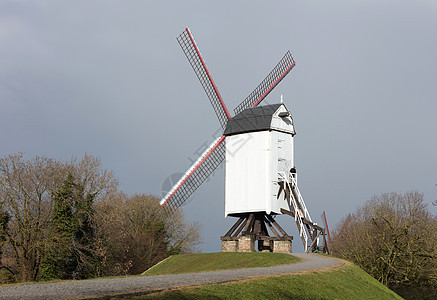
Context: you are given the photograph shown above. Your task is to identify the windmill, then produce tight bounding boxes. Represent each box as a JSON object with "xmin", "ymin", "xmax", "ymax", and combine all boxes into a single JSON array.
[{"xmin": 161, "ymin": 27, "xmax": 326, "ymax": 253}]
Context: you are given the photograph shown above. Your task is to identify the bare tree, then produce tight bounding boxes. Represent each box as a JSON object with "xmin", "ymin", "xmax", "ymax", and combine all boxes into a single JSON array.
[
  {"xmin": 95, "ymin": 193, "xmax": 202, "ymax": 275},
  {"xmin": 0, "ymin": 154, "xmax": 64, "ymax": 281},
  {"xmin": 67, "ymin": 154, "xmax": 118, "ymax": 202},
  {"xmin": 332, "ymin": 191, "xmax": 436, "ymax": 299}
]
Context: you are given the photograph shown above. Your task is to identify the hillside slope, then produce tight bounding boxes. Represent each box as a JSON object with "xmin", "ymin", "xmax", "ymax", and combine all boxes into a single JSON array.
[
  {"xmin": 142, "ymin": 252, "xmax": 301, "ymax": 275},
  {"xmin": 137, "ymin": 253, "xmax": 401, "ymax": 300}
]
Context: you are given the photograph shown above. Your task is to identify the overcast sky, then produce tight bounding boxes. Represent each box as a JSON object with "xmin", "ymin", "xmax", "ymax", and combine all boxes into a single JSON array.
[{"xmin": 1, "ymin": 0, "xmax": 436, "ymax": 252}]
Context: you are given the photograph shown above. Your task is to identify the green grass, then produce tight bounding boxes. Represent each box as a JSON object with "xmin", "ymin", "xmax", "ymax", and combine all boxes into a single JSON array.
[
  {"xmin": 142, "ymin": 252, "xmax": 300, "ymax": 276},
  {"xmin": 133, "ymin": 263, "xmax": 402, "ymax": 300}
]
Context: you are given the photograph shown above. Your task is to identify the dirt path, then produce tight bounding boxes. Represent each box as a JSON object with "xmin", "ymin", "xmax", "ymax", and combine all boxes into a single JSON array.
[{"xmin": 0, "ymin": 253, "xmax": 342, "ymax": 299}]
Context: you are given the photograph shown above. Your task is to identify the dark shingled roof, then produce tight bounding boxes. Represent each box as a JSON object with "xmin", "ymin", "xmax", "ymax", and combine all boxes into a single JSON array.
[{"xmin": 224, "ymin": 104, "xmax": 282, "ymax": 136}]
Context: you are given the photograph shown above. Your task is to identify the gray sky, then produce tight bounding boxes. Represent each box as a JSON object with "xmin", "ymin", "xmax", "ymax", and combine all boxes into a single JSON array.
[{"xmin": 1, "ymin": 0, "xmax": 436, "ymax": 252}]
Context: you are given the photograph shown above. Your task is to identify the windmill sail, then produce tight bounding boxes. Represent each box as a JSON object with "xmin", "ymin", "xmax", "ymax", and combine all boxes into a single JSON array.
[
  {"xmin": 234, "ymin": 51, "xmax": 295, "ymax": 115},
  {"xmin": 160, "ymin": 136, "xmax": 226, "ymax": 213},
  {"xmin": 177, "ymin": 27, "xmax": 231, "ymax": 130}
]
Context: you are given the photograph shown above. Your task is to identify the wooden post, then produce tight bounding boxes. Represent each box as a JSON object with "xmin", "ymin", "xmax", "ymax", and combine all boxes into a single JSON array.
[
  {"xmin": 305, "ymin": 231, "xmax": 321, "ymax": 253},
  {"xmin": 243, "ymin": 213, "xmax": 255, "ymax": 234},
  {"xmin": 224, "ymin": 217, "xmax": 244, "ymax": 237},
  {"xmin": 266, "ymin": 214, "xmax": 288, "ymax": 237},
  {"xmin": 233, "ymin": 216, "xmax": 249, "ymax": 237},
  {"xmin": 262, "ymin": 215, "xmax": 281, "ymax": 238}
]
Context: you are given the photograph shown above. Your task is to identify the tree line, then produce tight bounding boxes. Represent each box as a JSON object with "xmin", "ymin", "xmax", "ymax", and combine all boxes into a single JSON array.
[
  {"xmin": 331, "ymin": 191, "xmax": 436, "ymax": 299},
  {"xmin": 0, "ymin": 153, "xmax": 201, "ymax": 283}
]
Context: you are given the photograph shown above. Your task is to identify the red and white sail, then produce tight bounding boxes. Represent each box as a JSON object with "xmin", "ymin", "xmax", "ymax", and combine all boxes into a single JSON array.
[
  {"xmin": 233, "ymin": 51, "xmax": 295, "ymax": 115},
  {"xmin": 177, "ymin": 27, "xmax": 231, "ymax": 130},
  {"xmin": 160, "ymin": 136, "xmax": 225, "ymax": 213}
]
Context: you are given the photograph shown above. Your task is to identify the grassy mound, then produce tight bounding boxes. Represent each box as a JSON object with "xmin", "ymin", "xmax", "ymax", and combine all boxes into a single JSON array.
[
  {"xmin": 142, "ymin": 252, "xmax": 300, "ymax": 276},
  {"xmin": 139, "ymin": 263, "xmax": 401, "ymax": 299}
]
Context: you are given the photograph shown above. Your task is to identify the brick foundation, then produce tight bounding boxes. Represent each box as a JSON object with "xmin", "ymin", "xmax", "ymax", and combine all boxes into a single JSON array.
[
  {"xmin": 273, "ymin": 240, "xmax": 292, "ymax": 253},
  {"xmin": 237, "ymin": 235, "xmax": 255, "ymax": 252},
  {"xmin": 221, "ymin": 240, "xmax": 238, "ymax": 252}
]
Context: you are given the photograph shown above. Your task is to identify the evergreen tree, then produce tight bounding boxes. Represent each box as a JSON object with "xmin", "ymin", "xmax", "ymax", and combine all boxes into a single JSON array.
[
  {"xmin": 0, "ymin": 205, "xmax": 10, "ymax": 263},
  {"xmin": 0, "ymin": 204, "xmax": 12, "ymax": 283},
  {"xmin": 72, "ymin": 184, "xmax": 98, "ymax": 279},
  {"xmin": 40, "ymin": 173, "xmax": 77, "ymax": 280},
  {"xmin": 40, "ymin": 173, "xmax": 99, "ymax": 280}
]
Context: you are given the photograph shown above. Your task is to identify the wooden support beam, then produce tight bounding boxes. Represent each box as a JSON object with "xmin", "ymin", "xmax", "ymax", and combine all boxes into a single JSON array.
[
  {"xmin": 323, "ymin": 230, "xmax": 331, "ymax": 254},
  {"xmin": 281, "ymin": 207, "xmax": 295, "ymax": 218},
  {"xmin": 282, "ymin": 184, "xmax": 296, "ymax": 215},
  {"xmin": 255, "ymin": 236, "xmax": 292, "ymax": 241},
  {"xmin": 224, "ymin": 217, "xmax": 244, "ymax": 237},
  {"xmin": 266, "ymin": 214, "xmax": 288, "ymax": 237},
  {"xmin": 277, "ymin": 183, "xmax": 285, "ymax": 200},
  {"xmin": 222, "ymin": 213, "xmax": 293, "ymax": 249},
  {"xmin": 322, "ymin": 230, "xmax": 327, "ymax": 253},
  {"xmin": 305, "ymin": 230, "xmax": 322, "ymax": 253},
  {"xmin": 280, "ymin": 208, "xmax": 324, "ymax": 232},
  {"xmin": 262, "ymin": 215, "xmax": 281, "ymax": 238},
  {"xmin": 254, "ymin": 218, "xmax": 262, "ymax": 236},
  {"xmin": 260, "ymin": 217, "xmax": 269, "ymax": 236},
  {"xmin": 233, "ymin": 217, "xmax": 248, "ymax": 237},
  {"xmin": 306, "ymin": 223, "xmax": 314, "ymax": 240},
  {"xmin": 243, "ymin": 213, "xmax": 255, "ymax": 234}
]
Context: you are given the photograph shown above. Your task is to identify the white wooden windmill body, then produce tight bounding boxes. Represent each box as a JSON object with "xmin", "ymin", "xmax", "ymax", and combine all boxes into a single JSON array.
[
  {"xmin": 160, "ymin": 27, "xmax": 327, "ymax": 253},
  {"xmin": 224, "ymin": 104, "xmax": 295, "ymax": 216}
]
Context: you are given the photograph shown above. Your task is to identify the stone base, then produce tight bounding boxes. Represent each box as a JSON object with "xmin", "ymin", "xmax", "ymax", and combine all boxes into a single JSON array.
[
  {"xmin": 221, "ymin": 240, "xmax": 238, "ymax": 252},
  {"xmin": 221, "ymin": 238, "xmax": 292, "ymax": 253},
  {"xmin": 237, "ymin": 235, "xmax": 255, "ymax": 252},
  {"xmin": 273, "ymin": 240, "xmax": 292, "ymax": 253}
]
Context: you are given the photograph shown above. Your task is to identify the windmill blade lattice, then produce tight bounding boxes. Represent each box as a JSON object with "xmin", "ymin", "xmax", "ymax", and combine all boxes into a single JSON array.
[
  {"xmin": 177, "ymin": 28, "xmax": 231, "ymax": 130},
  {"xmin": 234, "ymin": 51, "xmax": 295, "ymax": 115},
  {"xmin": 160, "ymin": 136, "xmax": 226, "ymax": 214}
]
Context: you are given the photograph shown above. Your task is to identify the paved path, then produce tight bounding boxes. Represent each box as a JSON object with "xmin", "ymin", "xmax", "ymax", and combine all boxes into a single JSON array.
[{"xmin": 0, "ymin": 253, "xmax": 342, "ymax": 299}]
